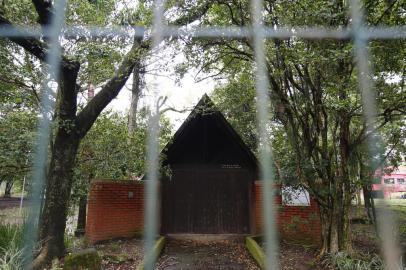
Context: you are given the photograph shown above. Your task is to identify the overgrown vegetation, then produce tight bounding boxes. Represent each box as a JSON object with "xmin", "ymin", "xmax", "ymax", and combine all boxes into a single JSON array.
[
  {"xmin": 185, "ymin": 0, "xmax": 406, "ymax": 254},
  {"xmin": 0, "ymin": 223, "xmax": 24, "ymax": 269},
  {"xmin": 0, "ymin": 1, "xmax": 215, "ymax": 267},
  {"xmin": 325, "ymin": 252, "xmax": 385, "ymax": 270}
]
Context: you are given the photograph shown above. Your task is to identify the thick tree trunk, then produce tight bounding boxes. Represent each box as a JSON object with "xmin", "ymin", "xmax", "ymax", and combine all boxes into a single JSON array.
[
  {"xmin": 1, "ymin": 3, "xmax": 210, "ymax": 269},
  {"xmin": 31, "ymin": 134, "xmax": 80, "ymax": 269},
  {"xmin": 30, "ymin": 60, "xmax": 81, "ymax": 269}
]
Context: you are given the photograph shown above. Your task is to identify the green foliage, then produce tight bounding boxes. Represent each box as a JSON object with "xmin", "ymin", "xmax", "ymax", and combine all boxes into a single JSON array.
[
  {"xmin": 71, "ymin": 110, "xmax": 172, "ymax": 202},
  {"xmin": 0, "ymin": 109, "xmax": 36, "ymax": 192},
  {"xmin": 212, "ymin": 71, "xmax": 258, "ymax": 152},
  {"xmin": 211, "ymin": 72, "xmax": 301, "ymax": 184},
  {"xmin": 325, "ymin": 252, "xmax": 384, "ymax": 270},
  {"xmin": 64, "ymin": 234, "xmax": 75, "ymax": 251},
  {"xmin": 66, "ymin": 0, "xmax": 116, "ymax": 26},
  {"xmin": 180, "ymin": 0, "xmax": 406, "ymax": 252},
  {"xmin": 0, "ymin": 39, "xmax": 42, "ymax": 112},
  {"xmin": 0, "ymin": 224, "xmax": 24, "ymax": 269},
  {"xmin": 0, "ymin": 0, "xmax": 37, "ymax": 26}
]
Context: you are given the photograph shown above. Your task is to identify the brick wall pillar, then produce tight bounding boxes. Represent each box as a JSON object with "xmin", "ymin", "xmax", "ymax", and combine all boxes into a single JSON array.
[
  {"xmin": 85, "ymin": 180, "xmax": 145, "ymax": 244},
  {"xmin": 254, "ymin": 181, "xmax": 321, "ymax": 245}
]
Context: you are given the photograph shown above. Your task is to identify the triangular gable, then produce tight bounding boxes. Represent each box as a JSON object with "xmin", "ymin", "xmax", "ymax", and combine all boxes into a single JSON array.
[{"xmin": 162, "ymin": 94, "xmax": 258, "ymax": 169}]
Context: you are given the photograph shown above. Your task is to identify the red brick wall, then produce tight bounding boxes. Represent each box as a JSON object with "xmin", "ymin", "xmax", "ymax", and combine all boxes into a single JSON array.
[
  {"xmin": 85, "ymin": 180, "xmax": 145, "ymax": 244},
  {"xmin": 254, "ymin": 181, "xmax": 321, "ymax": 245},
  {"xmin": 85, "ymin": 179, "xmax": 321, "ymax": 245}
]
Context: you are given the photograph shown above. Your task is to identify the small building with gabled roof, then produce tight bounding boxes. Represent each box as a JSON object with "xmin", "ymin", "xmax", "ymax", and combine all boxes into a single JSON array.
[
  {"xmin": 85, "ymin": 94, "xmax": 322, "ymax": 245},
  {"xmin": 160, "ymin": 94, "xmax": 258, "ymax": 234}
]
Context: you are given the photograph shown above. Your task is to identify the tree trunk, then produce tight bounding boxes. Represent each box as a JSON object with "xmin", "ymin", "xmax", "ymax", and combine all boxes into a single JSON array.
[
  {"xmin": 317, "ymin": 197, "xmax": 353, "ymax": 255},
  {"xmin": 318, "ymin": 200, "xmax": 341, "ymax": 255},
  {"xmin": 337, "ymin": 68, "xmax": 352, "ymax": 252},
  {"xmin": 30, "ymin": 61, "xmax": 81, "ymax": 269},
  {"xmin": 1, "ymin": 4, "xmax": 210, "ymax": 269},
  {"xmin": 74, "ymin": 195, "xmax": 87, "ymax": 236},
  {"xmin": 128, "ymin": 60, "xmax": 143, "ymax": 133},
  {"xmin": 340, "ymin": 190, "xmax": 352, "ymax": 251},
  {"xmin": 31, "ymin": 134, "xmax": 80, "ymax": 269},
  {"xmin": 4, "ymin": 179, "xmax": 13, "ymax": 198},
  {"xmin": 364, "ymin": 187, "xmax": 372, "ymax": 221}
]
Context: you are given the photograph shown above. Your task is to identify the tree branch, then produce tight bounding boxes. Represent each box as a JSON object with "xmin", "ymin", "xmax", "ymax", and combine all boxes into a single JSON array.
[
  {"xmin": 75, "ymin": 38, "xmax": 150, "ymax": 137},
  {"xmin": 171, "ymin": 1, "xmax": 212, "ymax": 26},
  {"xmin": 373, "ymin": 0, "xmax": 399, "ymax": 25},
  {"xmin": 0, "ymin": 14, "xmax": 78, "ymax": 72},
  {"xmin": 160, "ymin": 106, "xmax": 191, "ymax": 115},
  {"xmin": 0, "ymin": 15, "xmax": 47, "ymax": 61},
  {"xmin": 32, "ymin": 0, "xmax": 54, "ymax": 25}
]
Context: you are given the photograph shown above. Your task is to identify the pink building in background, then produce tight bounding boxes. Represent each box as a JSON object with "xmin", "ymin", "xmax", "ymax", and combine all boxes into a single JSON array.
[{"xmin": 372, "ymin": 166, "xmax": 406, "ymax": 199}]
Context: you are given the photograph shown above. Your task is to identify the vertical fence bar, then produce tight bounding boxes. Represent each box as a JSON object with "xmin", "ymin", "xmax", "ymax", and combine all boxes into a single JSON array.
[
  {"xmin": 22, "ymin": 0, "xmax": 67, "ymax": 268},
  {"xmin": 251, "ymin": 1, "xmax": 279, "ymax": 269},
  {"xmin": 144, "ymin": 1, "xmax": 166, "ymax": 269},
  {"xmin": 350, "ymin": 0, "xmax": 401, "ymax": 269}
]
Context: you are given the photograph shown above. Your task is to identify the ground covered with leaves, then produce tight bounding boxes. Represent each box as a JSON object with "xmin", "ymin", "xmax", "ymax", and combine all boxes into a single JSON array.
[
  {"xmin": 1, "ymin": 198, "xmax": 406, "ymax": 269},
  {"xmin": 95, "ymin": 238, "xmax": 144, "ymax": 270},
  {"xmin": 155, "ymin": 238, "xmax": 259, "ymax": 270},
  {"xmin": 278, "ymin": 241, "xmax": 331, "ymax": 270}
]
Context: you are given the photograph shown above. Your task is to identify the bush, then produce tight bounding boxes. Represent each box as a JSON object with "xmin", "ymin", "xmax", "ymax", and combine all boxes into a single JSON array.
[{"xmin": 325, "ymin": 252, "xmax": 384, "ymax": 270}]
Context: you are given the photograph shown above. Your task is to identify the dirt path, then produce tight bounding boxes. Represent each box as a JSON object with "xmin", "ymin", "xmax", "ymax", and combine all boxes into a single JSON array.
[
  {"xmin": 155, "ymin": 237, "xmax": 259, "ymax": 270},
  {"xmin": 0, "ymin": 197, "xmax": 23, "ymax": 209}
]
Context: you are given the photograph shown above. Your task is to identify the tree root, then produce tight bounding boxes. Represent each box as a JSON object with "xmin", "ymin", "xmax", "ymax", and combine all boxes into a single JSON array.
[{"xmin": 30, "ymin": 246, "xmax": 50, "ymax": 270}]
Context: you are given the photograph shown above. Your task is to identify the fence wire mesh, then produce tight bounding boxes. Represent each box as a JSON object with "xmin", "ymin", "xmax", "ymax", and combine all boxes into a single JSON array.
[{"xmin": 0, "ymin": 0, "xmax": 404, "ymax": 269}]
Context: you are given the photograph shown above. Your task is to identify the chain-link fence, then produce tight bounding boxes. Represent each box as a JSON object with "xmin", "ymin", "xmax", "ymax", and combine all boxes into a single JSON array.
[{"xmin": 1, "ymin": 0, "xmax": 404, "ymax": 269}]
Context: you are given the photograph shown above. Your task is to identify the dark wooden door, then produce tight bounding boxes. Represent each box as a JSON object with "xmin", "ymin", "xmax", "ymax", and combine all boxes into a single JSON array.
[{"xmin": 161, "ymin": 168, "xmax": 250, "ymax": 233}]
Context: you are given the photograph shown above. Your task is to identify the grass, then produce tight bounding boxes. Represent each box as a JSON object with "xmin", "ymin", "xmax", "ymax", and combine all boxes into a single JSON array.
[
  {"xmin": 389, "ymin": 205, "xmax": 406, "ymax": 242},
  {"xmin": 0, "ymin": 244, "xmax": 25, "ymax": 270},
  {"xmin": 0, "ymin": 223, "xmax": 25, "ymax": 269},
  {"xmin": 375, "ymin": 199, "xmax": 406, "ymax": 243},
  {"xmin": 0, "ymin": 224, "xmax": 23, "ymax": 251},
  {"xmin": 325, "ymin": 252, "xmax": 384, "ymax": 270}
]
